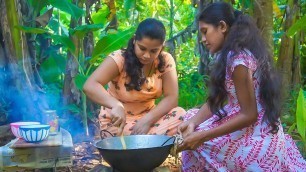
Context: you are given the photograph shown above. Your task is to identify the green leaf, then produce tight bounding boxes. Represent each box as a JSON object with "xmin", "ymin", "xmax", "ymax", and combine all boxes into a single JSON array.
[
  {"xmin": 91, "ymin": 27, "xmax": 136, "ymax": 63},
  {"xmin": 296, "ymin": 89, "xmax": 306, "ymax": 140},
  {"xmin": 49, "ymin": 0, "xmax": 84, "ymax": 20},
  {"xmin": 287, "ymin": 123, "xmax": 297, "ymax": 135},
  {"xmin": 51, "ymin": 35, "xmax": 76, "ymax": 53},
  {"xmin": 48, "ymin": 18, "xmax": 69, "ymax": 36},
  {"xmin": 15, "ymin": 26, "xmax": 49, "ymax": 34},
  {"xmin": 28, "ymin": 0, "xmax": 49, "ymax": 14},
  {"xmin": 124, "ymin": 0, "xmax": 135, "ymax": 10},
  {"xmin": 40, "ymin": 56, "xmax": 62, "ymax": 83},
  {"xmin": 91, "ymin": 6, "xmax": 110, "ymax": 25},
  {"xmin": 50, "ymin": 52, "xmax": 66, "ymax": 73},
  {"xmin": 287, "ymin": 15, "xmax": 306, "ymax": 37},
  {"xmin": 124, "ymin": 0, "xmax": 136, "ymax": 17},
  {"xmin": 70, "ymin": 24, "xmax": 104, "ymax": 39},
  {"xmin": 74, "ymin": 74, "xmax": 88, "ymax": 91},
  {"xmin": 63, "ymin": 104, "xmax": 81, "ymax": 114},
  {"xmin": 35, "ymin": 8, "xmax": 54, "ymax": 27}
]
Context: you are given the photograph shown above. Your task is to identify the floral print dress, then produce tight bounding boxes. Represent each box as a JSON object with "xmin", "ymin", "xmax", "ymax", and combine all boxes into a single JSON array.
[
  {"xmin": 182, "ymin": 50, "xmax": 306, "ymax": 172},
  {"xmin": 99, "ymin": 50, "xmax": 186, "ymax": 136}
]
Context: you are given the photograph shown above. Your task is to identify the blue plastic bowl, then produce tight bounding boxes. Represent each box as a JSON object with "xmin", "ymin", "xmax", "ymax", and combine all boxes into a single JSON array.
[{"xmin": 19, "ymin": 124, "xmax": 50, "ymax": 143}]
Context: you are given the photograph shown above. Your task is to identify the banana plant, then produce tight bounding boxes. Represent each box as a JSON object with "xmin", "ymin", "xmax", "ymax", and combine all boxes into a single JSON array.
[
  {"xmin": 287, "ymin": 15, "xmax": 306, "ymax": 37},
  {"xmin": 287, "ymin": 88, "xmax": 306, "ymax": 155},
  {"xmin": 296, "ymin": 89, "xmax": 306, "ymax": 143}
]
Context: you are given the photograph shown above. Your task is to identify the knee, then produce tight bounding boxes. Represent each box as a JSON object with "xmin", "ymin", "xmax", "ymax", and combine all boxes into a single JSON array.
[{"xmin": 183, "ymin": 108, "xmax": 200, "ymax": 121}]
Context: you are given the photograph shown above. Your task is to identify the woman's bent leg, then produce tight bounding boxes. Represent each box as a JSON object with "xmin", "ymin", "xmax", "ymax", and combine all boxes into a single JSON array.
[{"xmin": 148, "ymin": 107, "xmax": 186, "ymax": 136}]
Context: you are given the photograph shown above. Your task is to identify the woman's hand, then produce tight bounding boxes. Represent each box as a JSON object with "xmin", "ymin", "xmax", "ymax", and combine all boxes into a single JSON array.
[
  {"xmin": 131, "ymin": 117, "xmax": 151, "ymax": 135},
  {"xmin": 177, "ymin": 130, "xmax": 208, "ymax": 152},
  {"xmin": 177, "ymin": 121, "xmax": 207, "ymax": 152},
  {"xmin": 178, "ymin": 121, "xmax": 196, "ymax": 138},
  {"xmin": 110, "ymin": 103, "xmax": 126, "ymax": 135}
]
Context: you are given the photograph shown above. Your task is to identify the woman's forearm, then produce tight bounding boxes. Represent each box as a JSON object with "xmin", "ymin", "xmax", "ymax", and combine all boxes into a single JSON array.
[
  {"xmin": 189, "ymin": 103, "xmax": 213, "ymax": 126},
  {"xmin": 83, "ymin": 81, "xmax": 123, "ymax": 109},
  {"xmin": 204, "ymin": 112, "xmax": 257, "ymax": 141},
  {"xmin": 142, "ymin": 95, "xmax": 177, "ymax": 125}
]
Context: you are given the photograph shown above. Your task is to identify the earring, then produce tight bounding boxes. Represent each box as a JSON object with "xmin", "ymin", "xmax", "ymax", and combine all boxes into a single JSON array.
[{"xmin": 133, "ymin": 34, "xmax": 136, "ymax": 44}]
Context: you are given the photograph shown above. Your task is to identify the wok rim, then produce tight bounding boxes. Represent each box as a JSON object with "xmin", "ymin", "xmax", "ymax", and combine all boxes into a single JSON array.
[{"xmin": 94, "ymin": 134, "xmax": 174, "ymax": 151}]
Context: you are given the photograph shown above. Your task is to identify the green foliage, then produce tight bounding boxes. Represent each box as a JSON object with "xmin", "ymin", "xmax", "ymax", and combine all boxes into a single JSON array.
[
  {"xmin": 63, "ymin": 104, "xmax": 82, "ymax": 114},
  {"xmin": 175, "ymin": 37, "xmax": 207, "ymax": 109},
  {"xmin": 178, "ymin": 72, "xmax": 207, "ymax": 109},
  {"xmin": 28, "ymin": 0, "xmax": 49, "ymax": 17},
  {"xmin": 75, "ymin": 74, "xmax": 88, "ymax": 91},
  {"xmin": 70, "ymin": 24, "xmax": 105, "ymax": 39},
  {"xmin": 49, "ymin": 0, "xmax": 84, "ymax": 19},
  {"xmin": 296, "ymin": 89, "xmax": 306, "ymax": 142},
  {"xmin": 40, "ymin": 54, "xmax": 64, "ymax": 83},
  {"xmin": 124, "ymin": 0, "xmax": 136, "ymax": 17},
  {"xmin": 91, "ymin": 28, "xmax": 136, "ymax": 63},
  {"xmin": 301, "ymin": 45, "xmax": 306, "ymax": 81},
  {"xmin": 292, "ymin": 88, "xmax": 306, "ymax": 158},
  {"xmin": 287, "ymin": 15, "xmax": 306, "ymax": 37},
  {"xmin": 238, "ymin": 0, "xmax": 254, "ymax": 14},
  {"xmin": 50, "ymin": 35, "xmax": 76, "ymax": 53},
  {"xmin": 15, "ymin": 26, "xmax": 49, "ymax": 34},
  {"xmin": 282, "ymin": 86, "xmax": 299, "ymax": 127},
  {"xmin": 0, "ymin": 98, "xmax": 11, "ymax": 125},
  {"xmin": 91, "ymin": 6, "xmax": 110, "ymax": 25},
  {"xmin": 282, "ymin": 87, "xmax": 306, "ymax": 158},
  {"xmin": 43, "ymin": 83, "xmax": 62, "ymax": 110}
]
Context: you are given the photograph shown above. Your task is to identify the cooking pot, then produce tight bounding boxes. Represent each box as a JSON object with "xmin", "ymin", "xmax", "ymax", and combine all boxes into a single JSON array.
[{"xmin": 94, "ymin": 133, "xmax": 174, "ymax": 172}]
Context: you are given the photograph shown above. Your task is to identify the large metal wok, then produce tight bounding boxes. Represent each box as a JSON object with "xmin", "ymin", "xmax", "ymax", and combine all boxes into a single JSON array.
[{"xmin": 94, "ymin": 134, "xmax": 174, "ymax": 172}]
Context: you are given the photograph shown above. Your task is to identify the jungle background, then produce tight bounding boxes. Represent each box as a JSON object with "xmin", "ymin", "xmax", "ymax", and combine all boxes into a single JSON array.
[{"xmin": 0, "ymin": 0, "xmax": 305, "ymax": 160}]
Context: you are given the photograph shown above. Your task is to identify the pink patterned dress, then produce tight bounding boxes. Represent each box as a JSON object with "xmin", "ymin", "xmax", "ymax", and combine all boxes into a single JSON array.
[{"xmin": 182, "ymin": 50, "xmax": 306, "ymax": 172}]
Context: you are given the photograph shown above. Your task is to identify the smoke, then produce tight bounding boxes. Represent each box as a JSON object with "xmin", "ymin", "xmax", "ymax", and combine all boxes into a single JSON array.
[
  {"xmin": 0, "ymin": 64, "xmax": 48, "ymax": 124},
  {"xmin": 0, "ymin": 60, "xmax": 95, "ymax": 141}
]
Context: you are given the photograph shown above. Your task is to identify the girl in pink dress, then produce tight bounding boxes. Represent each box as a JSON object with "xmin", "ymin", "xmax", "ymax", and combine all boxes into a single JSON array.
[{"xmin": 177, "ymin": 2, "xmax": 306, "ymax": 171}]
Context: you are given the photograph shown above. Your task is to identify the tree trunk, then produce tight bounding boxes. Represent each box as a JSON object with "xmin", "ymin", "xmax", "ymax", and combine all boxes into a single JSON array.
[
  {"xmin": 277, "ymin": 0, "xmax": 300, "ymax": 99},
  {"xmin": 253, "ymin": 0, "xmax": 274, "ymax": 55},
  {"xmin": 197, "ymin": 0, "xmax": 212, "ymax": 76},
  {"xmin": 105, "ymin": 0, "xmax": 118, "ymax": 31},
  {"xmin": 0, "ymin": 0, "xmax": 48, "ymax": 123},
  {"xmin": 62, "ymin": 0, "xmax": 82, "ymax": 117},
  {"xmin": 292, "ymin": 33, "xmax": 301, "ymax": 85}
]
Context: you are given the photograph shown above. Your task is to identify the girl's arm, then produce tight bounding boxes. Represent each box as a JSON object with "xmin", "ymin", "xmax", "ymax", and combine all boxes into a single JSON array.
[
  {"xmin": 179, "ymin": 65, "xmax": 258, "ymax": 150},
  {"xmin": 83, "ymin": 56, "xmax": 126, "ymax": 130},
  {"xmin": 204, "ymin": 65, "xmax": 258, "ymax": 140},
  {"xmin": 187, "ymin": 103, "xmax": 213, "ymax": 126},
  {"xmin": 83, "ymin": 56, "xmax": 122, "ymax": 108},
  {"xmin": 177, "ymin": 103, "xmax": 212, "ymax": 140}
]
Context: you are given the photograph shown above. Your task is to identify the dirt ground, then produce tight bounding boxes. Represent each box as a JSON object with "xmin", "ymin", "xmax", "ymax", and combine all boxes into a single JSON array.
[
  {"xmin": 69, "ymin": 141, "xmax": 181, "ymax": 172},
  {"xmin": 0, "ymin": 124, "xmax": 181, "ymax": 172}
]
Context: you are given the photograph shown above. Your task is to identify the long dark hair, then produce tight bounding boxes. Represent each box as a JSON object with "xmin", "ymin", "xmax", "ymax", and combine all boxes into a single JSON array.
[
  {"xmin": 200, "ymin": 2, "xmax": 281, "ymax": 133},
  {"xmin": 123, "ymin": 18, "xmax": 166, "ymax": 91}
]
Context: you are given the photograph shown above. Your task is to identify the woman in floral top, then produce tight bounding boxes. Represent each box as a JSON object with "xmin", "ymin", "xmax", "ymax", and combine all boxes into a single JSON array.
[{"xmin": 83, "ymin": 18, "xmax": 185, "ymax": 136}]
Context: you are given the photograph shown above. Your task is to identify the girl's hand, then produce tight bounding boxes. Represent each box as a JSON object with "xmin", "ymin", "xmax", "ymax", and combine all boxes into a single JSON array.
[
  {"xmin": 177, "ymin": 130, "xmax": 208, "ymax": 151},
  {"xmin": 178, "ymin": 121, "xmax": 196, "ymax": 138},
  {"xmin": 131, "ymin": 118, "xmax": 151, "ymax": 135},
  {"xmin": 110, "ymin": 103, "xmax": 126, "ymax": 135}
]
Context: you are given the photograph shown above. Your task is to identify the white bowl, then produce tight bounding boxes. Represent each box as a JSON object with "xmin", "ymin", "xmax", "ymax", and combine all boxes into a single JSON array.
[
  {"xmin": 19, "ymin": 124, "xmax": 50, "ymax": 143},
  {"xmin": 10, "ymin": 122, "xmax": 41, "ymax": 138}
]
